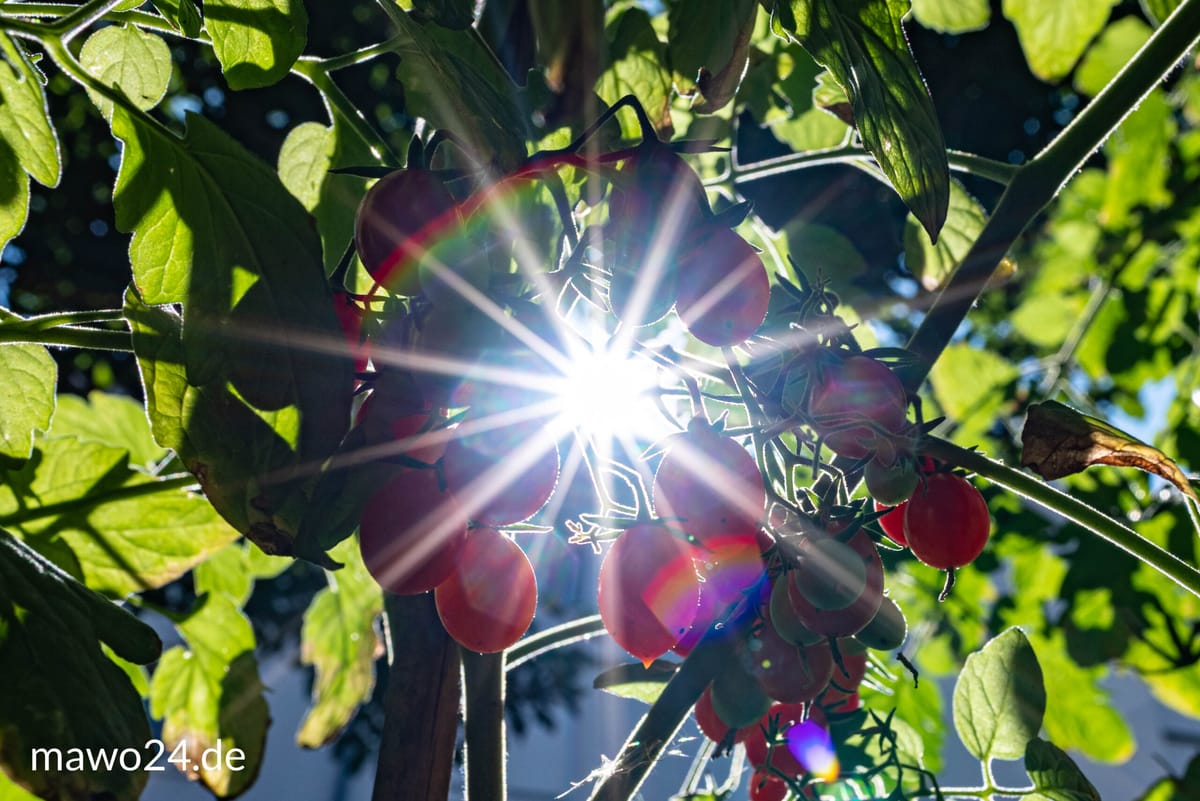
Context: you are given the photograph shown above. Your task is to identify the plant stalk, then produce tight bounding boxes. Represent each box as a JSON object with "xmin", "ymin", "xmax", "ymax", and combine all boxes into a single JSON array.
[
  {"xmin": 900, "ymin": 0, "xmax": 1200, "ymax": 395},
  {"xmin": 373, "ymin": 593, "xmax": 461, "ymax": 801},
  {"xmin": 463, "ymin": 649, "xmax": 507, "ymax": 801}
]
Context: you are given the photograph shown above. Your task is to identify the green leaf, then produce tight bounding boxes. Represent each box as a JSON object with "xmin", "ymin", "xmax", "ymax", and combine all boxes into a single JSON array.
[
  {"xmin": 0, "ymin": 771, "xmax": 39, "ymax": 801},
  {"xmin": 412, "ymin": 0, "xmax": 474, "ymax": 29},
  {"xmin": 1074, "ymin": 16, "xmax": 1152, "ymax": 96},
  {"xmin": 296, "ymin": 539, "xmax": 382, "ymax": 747},
  {"xmin": 783, "ymin": 222, "xmax": 868, "ymax": 300},
  {"xmin": 1029, "ymin": 631, "xmax": 1134, "ymax": 763},
  {"xmin": 1001, "ymin": 0, "xmax": 1117, "ymax": 82},
  {"xmin": 0, "ymin": 33, "xmax": 60, "ymax": 188},
  {"xmin": 772, "ymin": 0, "xmax": 950, "ymax": 240},
  {"xmin": 0, "ymin": 341, "xmax": 55, "ymax": 460},
  {"xmin": 910, "ymin": 0, "xmax": 991, "ymax": 33},
  {"xmin": 903, "ymin": 178, "xmax": 988, "ymax": 291},
  {"xmin": 1141, "ymin": 664, "xmax": 1200, "ymax": 719},
  {"xmin": 667, "ymin": 0, "xmax": 759, "ymax": 113},
  {"xmin": 112, "ymin": 109, "xmax": 353, "ymax": 561},
  {"xmin": 1101, "ymin": 90, "xmax": 1174, "ymax": 229},
  {"xmin": 1025, "ymin": 738, "xmax": 1102, "ymax": 801},
  {"xmin": 0, "ymin": 137, "xmax": 29, "ymax": 251},
  {"xmin": 49, "ymin": 390, "xmax": 167, "ymax": 470},
  {"xmin": 205, "ymin": 0, "xmax": 308, "ymax": 90},
  {"xmin": 1011, "ymin": 292, "xmax": 1087, "ymax": 349},
  {"xmin": 593, "ymin": 660, "xmax": 679, "ymax": 705},
  {"xmin": 1140, "ymin": 0, "xmax": 1183, "ymax": 26},
  {"xmin": 929, "ymin": 343, "xmax": 1018, "ymax": 438},
  {"xmin": 193, "ymin": 538, "xmax": 290, "ymax": 607},
  {"xmin": 0, "ymin": 436, "xmax": 240, "ymax": 597},
  {"xmin": 952, "ymin": 627, "xmax": 1046, "ymax": 761},
  {"xmin": 597, "ymin": 6, "xmax": 674, "ymax": 140},
  {"xmin": 152, "ymin": 0, "xmax": 204, "ymax": 38},
  {"xmin": 389, "ymin": 8, "xmax": 527, "ymax": 168},
  {"xmin": 79, "ymin": 25, "xmax": 172, "ymax": 119},
  {"xmin": 0, "ymin": 529, "xmax": 159, "ymax": 801},
  {"xmin": 769, "ymin": 106, "xmax": 850, "ymax": 152},
  {"xmin": 277, "ymin": 116, "xmax": 375, "ymax": 273},
  {"xmin": 149, "ymin": 593, "xmax": 267, "ymax": 797}
]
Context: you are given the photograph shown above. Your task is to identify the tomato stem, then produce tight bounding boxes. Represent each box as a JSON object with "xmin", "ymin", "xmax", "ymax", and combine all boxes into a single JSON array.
[{"xmin": 463, "ymin": 649, "xmax": 507, "ymax": 801}]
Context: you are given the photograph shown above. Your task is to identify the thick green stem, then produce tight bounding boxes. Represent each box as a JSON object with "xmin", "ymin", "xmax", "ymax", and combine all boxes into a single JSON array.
[
  {"xmin": 925, "ymin": 437, "xmax": 1200, "ymax": 599},
  {"xmin": 291, "ymin": 62, "xmax": 397, "ymax": 166},
  {"xmin": 506, "ymin": 614, "xmax": 607, "ymax": 670},
  {"xmin": 0, "ymin": 326, "xmax": 133, "ymax": 351},
  {"xmin": 0, "ymin": 475, "xmax": 197, "ymax": 527},
  {"xmin": 728, "ymin": 146, "xmax": 1017, "ymax": 188},
  {"xmin": 463, "ymin": 650, "xmax": 506, "ymax": 801},
  {"xmin": 373, "ymin": 593, "xmax": 460, "ymax": 801},
  {"xmin": 1, "ymin": 308, "xmax": 126, "ymax": 330},
  {"xmin": 52, "ymin": 0, "xmax": 125, "ymax": 40},
  {"xmin": 900, "ymin": 0, "xmax": 1200, "ymax": 394}
]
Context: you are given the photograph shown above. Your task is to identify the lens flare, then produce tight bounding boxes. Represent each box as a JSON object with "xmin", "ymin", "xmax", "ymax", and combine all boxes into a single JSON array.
[{"xmin": 785, "ymin": 719, "xmax": 840, "ymax": 783}]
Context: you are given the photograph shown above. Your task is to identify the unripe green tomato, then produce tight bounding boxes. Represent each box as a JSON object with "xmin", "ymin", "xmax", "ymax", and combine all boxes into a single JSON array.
[
  {"xmin": 709, "ymin": 663, "xmax": 772, "ymax": 729},
  {"xmin": 853, "ymin": 594, "xmax": 907, "ymax": 651},
  {"xmin": 793, "ymin": 537, "xmax": 867, "ymax": 611},
  {"xmin": 768, "ymin": 574, "xmax": 823, "ymax": 646},
  {"xmin": 864, "ymin": 458, "xmax": 919, "ymax": 506}
]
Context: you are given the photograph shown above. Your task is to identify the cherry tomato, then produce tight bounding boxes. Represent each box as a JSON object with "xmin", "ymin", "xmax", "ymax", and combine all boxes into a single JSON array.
[
  {"xmin": 874, "ymin": 499, "xmax": 909, "ymax": 546},
  {"xmin": 597, "ymin": 523, "xmax": 701, "ymax": 664},
  {"xmin": 354, "ymin": 169, "xmax": 459, "ymax": 296},
  {"xmin": 744, "ymin": 702, "xmax": 807, "ymax": 775},
  {"xmin": 652, "ymin": 419, "xmax": 765, "ymax": 550},
  {"xmin": 674, "ymin": 227, "xmax": 770, "ymax": 347},
  {"xmin": 747, "ymin": 624, "xmax": 834, "ymax": 704},
  {"xmin": 792, "ymin": 536, "xmax": 868, "ymax": 611},
  {"xmin": 903, "ymin": 473, "xmax": 990, "ymax": 569},
  {"xmin": 359, "ymin": 468, "xmax": 468, "ymax": 594},
  {"xmin": 808, "ymin": 355, "xmax": 907, "ymax": 458},
  {"xmin": 768, "ymin": 574, "xmax": 823, "ymax": 647},
  {"xmin": 673, "ymin": 539, "xmax": 766, "ymax": 656},
  {"xmin": 442, "ymin": 418, "xmax": 559, "ymax": 526},
  {"xmin": 864, "ymin": 457, "xmax": 919, "ymax": 506},
  {"xmin": 710, "ymin": 660, "xmax": 772, "ymax": 729},
  {"xmin": 787, "ymin": 530, "xmax": 883, "ymax": 637},
  {"xmin": 749, "ymin": 769, "xmax": 789, "ymax": 801},
  {"xmin": 854, "ymin": 593, "xmax": 907, "ymax": 651},
  {"xmin": 435, "ymin": 528, "xmax": 537, "ymax": 653},
  {"xmin": 829, "ymin": 648, "xmax": 867, "ymax": 693},
  {"xmin": 694, "ymin": 685, "xmax": 752, "ymax": 744}
]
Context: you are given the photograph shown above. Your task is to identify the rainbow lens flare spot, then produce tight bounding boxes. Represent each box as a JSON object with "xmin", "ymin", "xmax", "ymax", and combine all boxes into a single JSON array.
[{"xmin": 785, "ymin": 720, "xmax": 839, "ymax": 782}]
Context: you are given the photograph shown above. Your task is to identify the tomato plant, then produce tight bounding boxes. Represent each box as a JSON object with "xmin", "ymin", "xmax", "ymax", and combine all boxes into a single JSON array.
[{"xmin": 2, "ymin": 2, "xmax": 1200, "ymax": 801}]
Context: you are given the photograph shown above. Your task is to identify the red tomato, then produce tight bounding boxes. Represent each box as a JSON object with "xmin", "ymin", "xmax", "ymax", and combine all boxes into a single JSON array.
[
  {"xmin": 694, "ymin": 685, "xmax": 752, "ymax": 744},
  {"xmin": 903, "ymin": 473, "xmax": 991, "ymax": 569},
  {"xmin": 435, "ymin": 528, "xmax": 537, "ymax": 653},
  {"xmin": 808, "ymin": 355, "xmax": 907, "ymax": 458},
  {"xmin": 652, "ymin": 420, "xmax": 765, "ymax": 550},
  {"xmin": 787, "ymin": 531, "xmax": 883, "ymax": 637},
  {"xmin": 744, "ymin": 702, "xmax": 807, "ymax": 776},
  {"xmin": 874, "ymin": 499, "xmax": 909, "ymax": 546},
  {"xmin": 354, "ymin": 169, "xmax": 459, "ymax": 296},
  {"xmin": 597, "ymin": 524, "xmax": 701, "ymax": 664},
  {"xmin": 442, "ymin": 418, "xmax": 559, "ymax": 526},
  {"xmin": 359, "ymin": 469, "xmax": 468, "ymax": 594},
  {"xmin": 746, "ymin": 622, "xmax": 834, "ymax": 704},
  {"xmin": 674, "ymin": 227, "xmax": 770, "ymax": 347},
  {"xmin": 749, "ymin": 770, "xmax": 789, "ymax": 801}
]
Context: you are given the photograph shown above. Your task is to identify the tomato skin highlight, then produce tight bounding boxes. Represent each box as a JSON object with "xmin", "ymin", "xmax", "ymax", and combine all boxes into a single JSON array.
[
  {"xmin": 597, "ymin": 523, "xmax": 701, "ymax": 664},
  {"xmin": 903, "ymin": 473, "xmax": 991, "ymax": 569},
  {"xmin": 808, "ymin": 355, "xmax": 907, "ymax": 458},
  {"xmin": 675, "ymin": 227, "xmax": 770, "ymax": 347},
  {"xmin": 359, "ymin": 468, "xmax": 468, "ymax": 595},
  {"xmin": 435, "ymin": 528, "xmax": 537, "ymax": 653}
]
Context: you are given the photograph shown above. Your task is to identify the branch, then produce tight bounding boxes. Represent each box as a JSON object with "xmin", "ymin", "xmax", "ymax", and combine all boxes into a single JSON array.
[{"xmin": 463, "ymin": 650, "xmax": 507, "ymax": 801}]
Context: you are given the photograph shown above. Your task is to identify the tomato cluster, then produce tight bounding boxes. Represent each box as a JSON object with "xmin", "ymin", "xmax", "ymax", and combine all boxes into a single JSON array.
[{"xmin": 338, "ymin": 111, "xmax": 997, "ymax": 796}]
